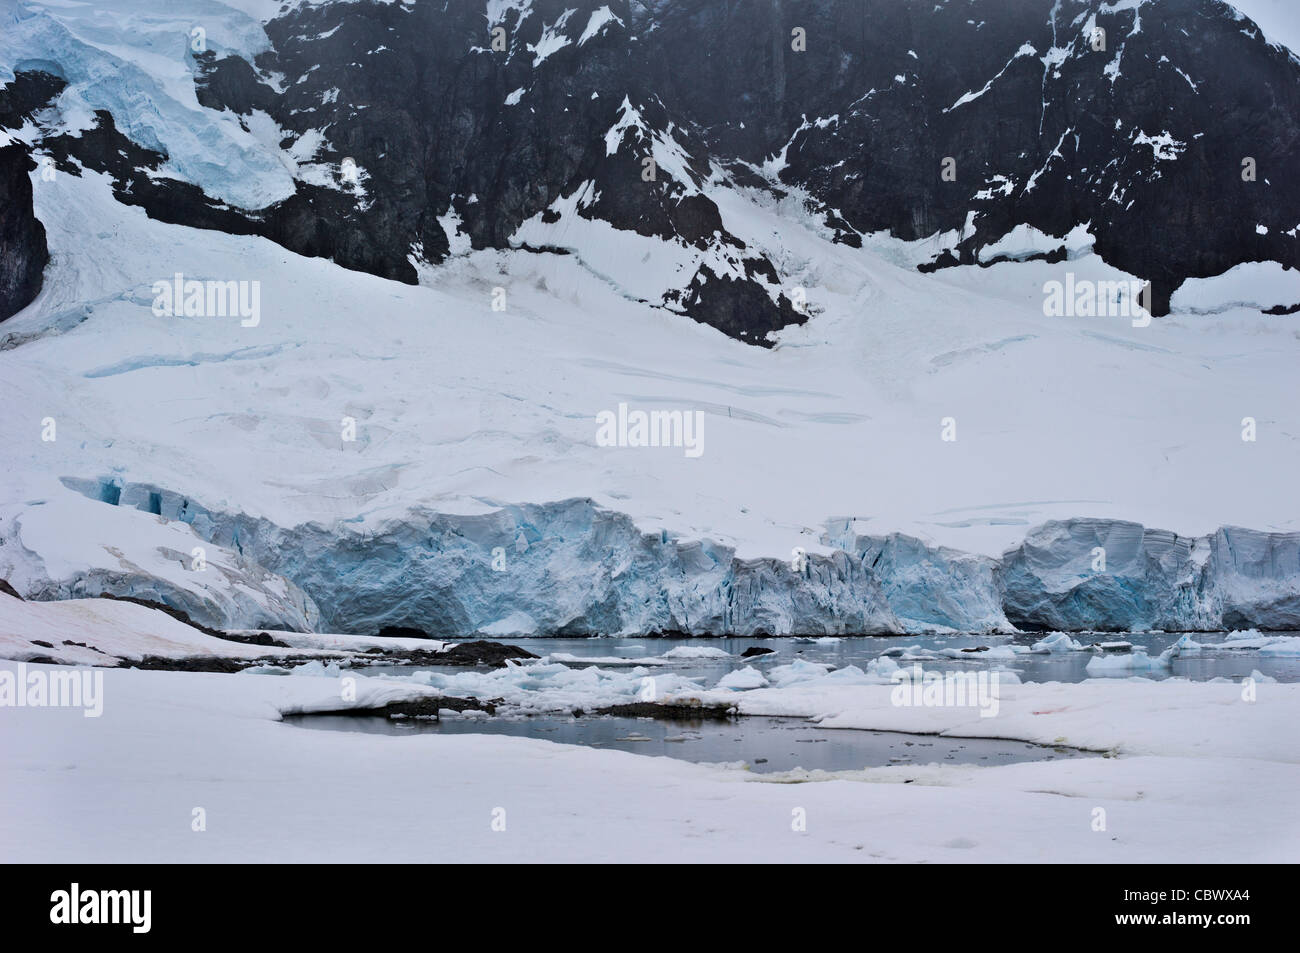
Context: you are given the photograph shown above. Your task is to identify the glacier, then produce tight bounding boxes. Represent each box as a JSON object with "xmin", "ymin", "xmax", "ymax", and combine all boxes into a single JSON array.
[
  {"xmin": 3, "ymin": 479, "xmax": 1300, "ymax": 637},
  {"xmin": 0, "ymin": 488, "xmax": 319, "ymax": 632},
  {"xmin": 3, "ymin": 14, "xmax": 1300, "ymax": 639}
]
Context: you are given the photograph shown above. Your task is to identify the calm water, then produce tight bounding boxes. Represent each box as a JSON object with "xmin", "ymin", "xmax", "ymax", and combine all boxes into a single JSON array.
[
  {"xmin": 285, "ymin": 712, "xmax": 1099, "ymax": 773},
  {"xmin": 288, "ymin": 631, "xmax": 1289, "ymax": 770},
  {"xmin": 363, "ymin": 631, "xmax": 1300, "ymax": 684}
]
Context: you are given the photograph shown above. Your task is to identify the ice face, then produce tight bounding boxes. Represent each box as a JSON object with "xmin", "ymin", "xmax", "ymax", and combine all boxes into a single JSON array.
[
  {"xmin": 13, "ymin": 482, "xmax": 1300, "ymax": 637},
  {"xmin": 33, "ymin": 481, "xmax": 902, "ymax": 636},
  {"xmin": 998, "ymin": 518, "xmax": 1217, "ymax": 633},
  {"xmin": 998, "ymin": 519, "xmax": 1300, "ymax": 633},
  {"xmin": 1209, "ymin": 526, "xmax": 1300, "ymax": 630},
  {"xmin": 821, "ymin": 523, "xmax": 1010, "ymax": 633},
  {"xmin": 0, "ymin": 486, "xmax": 319, "ymax": 632}
]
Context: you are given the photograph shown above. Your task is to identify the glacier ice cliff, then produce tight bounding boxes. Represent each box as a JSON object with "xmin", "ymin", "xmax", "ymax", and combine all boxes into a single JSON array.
[
  {"xmin": 3, "ymin": 481, "xmax": 1299, "ymax": 637},
  {"xmin": 0, "ymin": 488, "xmax": 319, "ymax": 632},
  {"xmin": 821, "ymin": 521, "xmax": 1009, "ymax": 633},
  {"xmin": 998, "ymin": 519, "xmax": 1218, "ymax": 633},
  {"xmin": 999, "ymin": 519, "xmax": 1300, "ymax": 632},
  {"xmin": 46, "ymin": 483, "xmax": 901, "ymax": 636}
]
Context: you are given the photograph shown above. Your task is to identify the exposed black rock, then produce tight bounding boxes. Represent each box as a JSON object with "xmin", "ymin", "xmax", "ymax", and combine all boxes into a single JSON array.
[
  {"xmin": 126, "ymin": 654, "xmax": 338, "ymax": 673},
  {"xmin": 62, "ymin": 640, "xmax": 108, "ymax": 654},
  {"xmin": 130, "ymin": 654, "xmax": 257, "ymax": 673},
  {"xmin": 650, "ymin": 0, "xmax": 1300, "ymax": 316},
  {"xmin": 218, "ymin": 631, "xmax": 291, "ymax": 648},
  {"xmin": 287, "ymin": 694, "xmax": 497, "ymax": 719},
  {"xmin": 594, "ymin": 701, "xmax": 737, "ymax": 720},
  {"xmin": 0, "ymin": 144, "xmax": 48, "ymax": 321},
  {"xmin": 419, "ymin": 640, "xmax": 538, "ymax": 667},
  {"xmin": 376, "ymin": 625, "xmax": 434, "ymax": 640},
  {"xmin": 740, "ymin": 646, "xmax": 776, "ymax": 658},
  {"xmin": 5, "ymin": 0, "xmax": 1296, "ymax": 335},
  {"xmin": 0, "ymin": 71, "xmax": 64, "ymax": 323}
]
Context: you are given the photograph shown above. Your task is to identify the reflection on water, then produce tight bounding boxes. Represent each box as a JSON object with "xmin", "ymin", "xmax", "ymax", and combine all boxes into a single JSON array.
[
  {"xmin": 361, "ymin": 631, "xmax": 1300, "ymax": 685},
  {"xmin": 284, "ymin": 712, "xmax": 1100, "ymax": 773}
]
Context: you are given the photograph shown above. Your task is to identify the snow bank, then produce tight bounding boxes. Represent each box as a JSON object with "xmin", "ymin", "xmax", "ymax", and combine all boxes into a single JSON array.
[
  {"xmin": 3, "ymin": 660, "xmax": 1296, "ymax": 861},
  {"xmin": 686, "ymin": 666, "xmax": 1295, "ymax": 763},
  {"xmin": 0, "ymin": 592, "xmax": 320, "ymax": 665},
  {"xmin": 1170, "ymin": 261, "xmax": 1300, "ymax": 313}
]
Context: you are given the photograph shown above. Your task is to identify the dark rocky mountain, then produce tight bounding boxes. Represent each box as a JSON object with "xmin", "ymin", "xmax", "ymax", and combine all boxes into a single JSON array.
[
  {"xmin": 0, "ymin": 73, "xmax": 52, "ymax": 320},
  {"xmin": 0, "ymin": 142, "xmax": 46, "ymax": 320},
  {"xmin": 2, "ymin": 0, "xmax": 1296, "ymax": 328}
]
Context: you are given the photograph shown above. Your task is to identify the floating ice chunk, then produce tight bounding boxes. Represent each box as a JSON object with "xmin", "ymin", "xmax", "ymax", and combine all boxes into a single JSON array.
[
  {"xmin": 399, "ymin": 659, "xmax": 706, "ymax": 713},
  {"xmin": 767, "ymin": 659, "xmax": 834, "ymax": 687},
  {"xmin": 865, "ymin": 655, "xmax": 901, "ymax": 678},
  {"xmin": 715, "ymin": 666, "xmax": 768, "ymax": 690},
  {"xmin": 661, "ymin": 646, "xmax": 731, "ymax": 659},
  {"xmin": 1085, "ymin": 647, "xmax": 1169, "ymax": 676},
  {"xmin": 1259, "ymin": 637, "xmax": 1300, "ymax": 657},
  {"xmin": 546, "ymin": 653, "xmax": 669, "ymax": 666},
  {"xmin": 819, "ymin": 664, "xmax": 874, "ymax": 684},
  {"xmin": 1031, "ymin": 631, "xmax": 1084, "ymax": 653},
  {"xmin": 288, "ymin": 660, "xmax": 345, "ymax": 678},
  {"xmin": 877, "ymin": 645, "xmax": 921, "ymax": 658}
]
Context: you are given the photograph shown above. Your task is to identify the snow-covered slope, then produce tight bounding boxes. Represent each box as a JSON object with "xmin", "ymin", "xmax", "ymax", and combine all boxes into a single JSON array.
[
  {"xmin": 0, "ymin": 159, "xmax": 1297, "ymax": 633},
  {"xmin": 2, "ymin": 0, "xmax": 1299, "ymax": 635},
  {"xmin": 3, "ymin": 657, "xmax": 1297, "ymax": 861},
  {"xmin": 0, "ymin": 592, "xmax": 295, "ymax": 665}
]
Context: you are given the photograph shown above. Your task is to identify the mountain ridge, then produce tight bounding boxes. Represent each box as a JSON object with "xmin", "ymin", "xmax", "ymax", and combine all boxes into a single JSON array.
[{"xmin": 2, "ymin": 0, "xmax": 1296, "ymax": 330}]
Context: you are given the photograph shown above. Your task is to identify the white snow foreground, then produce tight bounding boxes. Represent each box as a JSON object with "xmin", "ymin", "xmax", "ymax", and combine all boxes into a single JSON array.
[
  {"xmin": 2, "ymin": 658, "xmax": 1297, "ymax": 862},
  {"xmin": 0, "ymin": 592, "xmax": 447, "ymax": 665}
]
